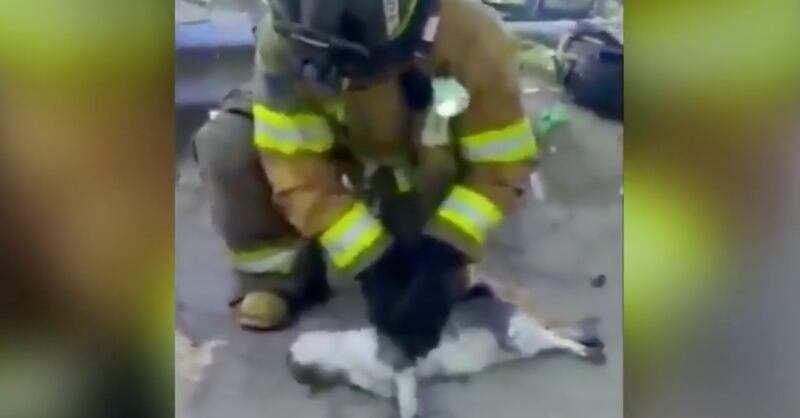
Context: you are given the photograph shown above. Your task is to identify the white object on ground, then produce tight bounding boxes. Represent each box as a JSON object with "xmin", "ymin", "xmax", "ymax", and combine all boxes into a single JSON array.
[
  {"xmin": 529, "ymin": 172, "xmax": 546, "ymax": 201},
  {"xmin": 176, "ymin": 331, "xmax": 227, "ymax": 413},
  {"xmin": 176, "ymin": 332, "xmax": 226, "ymax": 383}
]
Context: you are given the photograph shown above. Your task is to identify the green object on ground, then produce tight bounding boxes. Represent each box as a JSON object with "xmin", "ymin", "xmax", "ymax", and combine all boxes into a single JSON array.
[{"xmin": 535, "ymin": 104, "xmax": 570, "ymax": 140}]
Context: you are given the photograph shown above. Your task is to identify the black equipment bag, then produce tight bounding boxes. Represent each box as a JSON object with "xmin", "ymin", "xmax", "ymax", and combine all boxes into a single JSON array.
[{"xmin": 556, "ymin": 22, "xmax": 623, "ymax": 121}]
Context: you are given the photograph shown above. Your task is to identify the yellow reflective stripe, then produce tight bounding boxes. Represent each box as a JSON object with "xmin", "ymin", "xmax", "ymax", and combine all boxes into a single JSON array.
[
  {"xmin": 253, "ymin": 103, "xmax": 333, "ymax": 154},
  {"xmin": 231, "ymin": 245, "xmax": 298, "ymax": 274},
  {"xmin": 461, "ymin": 118, "xmax": 532, "ymax": 145},
  {"xmin": 437, "ymin": 186, "xmax": 502, "ymax": 243},
  {"xmin": 460, "ymin": 118, "xmax": 538, "ymax": 162},
  {"xmin": 253, "ymin": 104, "xmax": 327, "ymax": 129},
  {"xmin": 394, "ymin": 0, "xmax": 419, "ymax": 39},
  {"xmin": 320, "ymin": 203, "xmax": 385, "ymax": 269},
  {"xmin": 254, "ymin": 131, "xmax": 332, "ymax": 154},
  {"xmin": 462, "ymin": 136, "xmax": 538, "ymax": 162}
]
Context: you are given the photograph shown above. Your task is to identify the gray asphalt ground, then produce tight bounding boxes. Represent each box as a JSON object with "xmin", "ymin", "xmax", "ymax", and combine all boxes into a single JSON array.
[{"xmin": 175, "ymin": 3, "xmax": 622, "ymax": 416}]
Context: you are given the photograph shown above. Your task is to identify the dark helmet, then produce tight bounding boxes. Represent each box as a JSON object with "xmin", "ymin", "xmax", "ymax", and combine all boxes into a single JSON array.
[{"xmin": 269, "ymin": 0, "xmax": 439, "ymax": 90}]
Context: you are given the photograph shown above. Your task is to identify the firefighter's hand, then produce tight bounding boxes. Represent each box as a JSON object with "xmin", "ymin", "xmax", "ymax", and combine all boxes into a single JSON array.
[{"xmin": 384, "ymin": 236, "xmax": 468, "ymax": 360}]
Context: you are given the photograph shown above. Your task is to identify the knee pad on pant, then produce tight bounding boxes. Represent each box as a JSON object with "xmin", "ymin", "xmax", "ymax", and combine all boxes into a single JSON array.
[
  {"xmin": 193, "ymin": 112, "xmax": 256, "ymax": 181},
  {"xmin": 193, "ymin": 112, "xmax": 294, "ymax": 245}
]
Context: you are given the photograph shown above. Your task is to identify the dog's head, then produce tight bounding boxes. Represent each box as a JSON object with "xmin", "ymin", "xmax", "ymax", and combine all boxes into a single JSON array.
[
  {"xmin": 287, "ymin": 331, "xmax": 349, "ymax": 393},
  {"xmin": 288, "ymin": 329, "xmax": 398, "ymax": 397}
]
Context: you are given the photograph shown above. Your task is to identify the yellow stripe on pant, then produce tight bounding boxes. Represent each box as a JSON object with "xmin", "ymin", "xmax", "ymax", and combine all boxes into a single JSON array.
[
  {"xmin": 320, "ymin": 202, "xmax": 386, "ymax": 270},
  {"xmin": 436, "ymin": 186, "xmax": 503, "ymax": 245},
  {"xmin": 460, "ymin": 118, "xmax": 538, "ymax": 163},
  {"xmin": 253, "ymin": 103, "xmax": 333, "ymax": 155},
  {"xmin": 231, "ymin": 244, "xmax": 298, "ymax": 274}
]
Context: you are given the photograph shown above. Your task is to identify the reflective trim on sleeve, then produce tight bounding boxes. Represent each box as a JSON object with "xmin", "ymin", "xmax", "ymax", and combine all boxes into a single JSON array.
[
  {"xmin": 231, "ymin": 245, "xmax": 298, "ymax": 274},
  {"xmin": 460, "ymin": 118, "xmax": 538, "ymax": 163},
  {"xmin": 436, "ymin": 186, "xmax": 502, "ymax": 244},
  {"xmin": 320, "ymin": 202, "xmax": 386, "ymax": 269},
  {"xmin": 253, "ymin": 103, "xmax": 333, "ymax": 154}
]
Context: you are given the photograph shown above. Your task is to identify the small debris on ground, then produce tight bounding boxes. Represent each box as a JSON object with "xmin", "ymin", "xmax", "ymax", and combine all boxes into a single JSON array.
[{"xmin": 591, "ymin": 274, "xmax": 607, "ymax": 288}]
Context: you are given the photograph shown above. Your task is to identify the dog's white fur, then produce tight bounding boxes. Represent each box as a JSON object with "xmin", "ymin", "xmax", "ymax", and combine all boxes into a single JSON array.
[{"xmin": 290, "ymin": 311, "xmax": 591, "ymax": 418}]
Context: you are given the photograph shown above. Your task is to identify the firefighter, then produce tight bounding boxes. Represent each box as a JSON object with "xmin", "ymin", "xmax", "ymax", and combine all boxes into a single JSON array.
[{"xmin": 194, "ymin": 0, "xmax": 538, "ymax": 361}]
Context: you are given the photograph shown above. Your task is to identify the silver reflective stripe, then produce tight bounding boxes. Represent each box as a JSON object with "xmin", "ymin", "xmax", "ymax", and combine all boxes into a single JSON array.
[
  {"xmin": 440, "ymin": 199, "xmax": 494, "ymax": 232},
  {"xmin": 290, "ymin": 33, "xmax": 330, "ymax": 49},
  {"xmin": 255, "ymin": 120, "xmax": 331, "ymax": 144},
  {"xmin": 233, "ymin": 249, "xmax": 297, "ymax": 274},
  {"xmin": 324, "ymin": 214, "xmax": 380, "ymax": 261},
  {"xmin": 462, "ymin": 134, "xmax": 534, "ymax": 161}
]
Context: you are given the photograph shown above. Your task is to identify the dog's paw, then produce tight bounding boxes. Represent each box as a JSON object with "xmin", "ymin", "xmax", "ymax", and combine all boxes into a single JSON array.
[
  {"xmin": 577, "ymin": 335, "xmax": 605, "ymax": 350},
  {"xmin": 582, "ymin": 345, "xmax": 607, "ymax": 365}
]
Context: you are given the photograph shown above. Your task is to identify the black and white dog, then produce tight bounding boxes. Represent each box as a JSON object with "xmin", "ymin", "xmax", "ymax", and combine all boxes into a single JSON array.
[{"xmin": 288, "ymin": 283, "xmax": 605, "ymax": 418}]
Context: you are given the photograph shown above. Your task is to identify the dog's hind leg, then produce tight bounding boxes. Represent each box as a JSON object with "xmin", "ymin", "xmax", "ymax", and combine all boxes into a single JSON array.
[
  {"xmin": 508, "ymin": 314, "xmax": 584, "ymax": 354},
  {"xmin": 542, "ymin": 317, "xmax": 606, "ymax": 364}
]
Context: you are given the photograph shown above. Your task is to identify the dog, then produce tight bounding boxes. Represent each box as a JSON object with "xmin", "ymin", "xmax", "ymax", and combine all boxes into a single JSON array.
[{"xmin": 287, "ymin": 282, "xmax": 605, "ymax": 418}]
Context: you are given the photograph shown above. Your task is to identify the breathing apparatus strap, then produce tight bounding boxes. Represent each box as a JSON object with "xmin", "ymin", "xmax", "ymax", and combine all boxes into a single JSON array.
[{"xmin": 396, "ymin": 0, "xmax": 440, "ymax": 111}]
